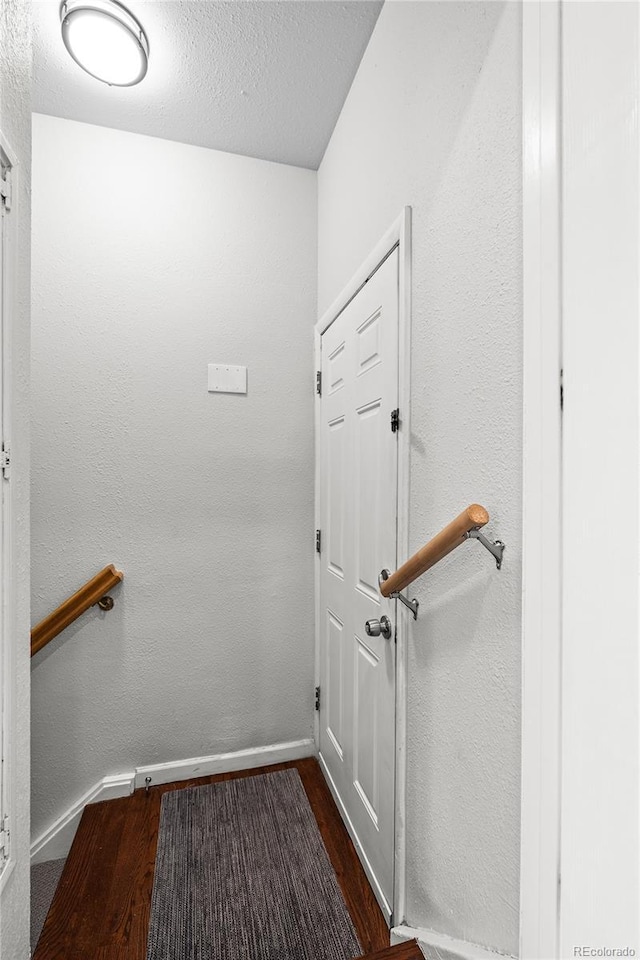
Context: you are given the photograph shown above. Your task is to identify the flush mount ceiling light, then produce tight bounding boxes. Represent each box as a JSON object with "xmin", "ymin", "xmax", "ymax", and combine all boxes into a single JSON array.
[{"xmin": 59, "ymin": 0, "xmax": 149, "ymax": 87}]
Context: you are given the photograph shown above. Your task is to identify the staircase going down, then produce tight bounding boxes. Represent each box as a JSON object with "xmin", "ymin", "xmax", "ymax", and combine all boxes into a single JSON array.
[{"xmin": 32, "ymin": 758, "xmax": 391, "ymax": 959}]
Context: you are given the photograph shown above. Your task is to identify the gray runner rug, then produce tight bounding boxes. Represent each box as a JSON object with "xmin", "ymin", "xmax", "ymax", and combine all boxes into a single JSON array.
[{"xmin": 146, "ymin": 768, "xmax": 363, "ymax": 960}]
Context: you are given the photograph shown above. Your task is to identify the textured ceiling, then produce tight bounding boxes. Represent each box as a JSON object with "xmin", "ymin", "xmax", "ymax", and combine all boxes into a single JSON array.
[{"xmin": 32, "ymin": 0, "xmax": 383, "ymax": 169}]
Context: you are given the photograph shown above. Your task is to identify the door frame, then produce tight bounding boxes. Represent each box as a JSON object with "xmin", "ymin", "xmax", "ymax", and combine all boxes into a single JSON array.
[
  {"xmin": 314, "ymin": 206, "xmax": 412, "ymax": 925},
  {"xmin": 0, "ymin": 129, "xmax": 17, "ymax": 893},
  {"xmin": 520, "ymin": 3, "xmax": 562, "ymax": 957}
]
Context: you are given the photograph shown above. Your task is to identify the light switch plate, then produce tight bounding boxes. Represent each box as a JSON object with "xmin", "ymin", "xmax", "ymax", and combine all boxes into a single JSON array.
[{"xmin": 208, "ymin": 364, "xmax": 247, "ymax": 394}]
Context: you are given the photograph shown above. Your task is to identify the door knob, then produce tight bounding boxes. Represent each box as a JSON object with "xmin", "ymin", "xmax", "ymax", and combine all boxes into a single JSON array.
[{"xmin": 365, "ymin": 615, "xmax": 392, "ymax": 640}]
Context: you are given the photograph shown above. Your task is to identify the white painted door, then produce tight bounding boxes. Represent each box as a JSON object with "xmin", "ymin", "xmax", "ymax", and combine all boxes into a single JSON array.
[{"xmin": 318, "ymin": 248, "xmax": 399, "ymax": 919}]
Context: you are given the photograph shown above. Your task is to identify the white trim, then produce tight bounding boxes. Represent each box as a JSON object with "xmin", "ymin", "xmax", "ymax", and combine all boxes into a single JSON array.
[
  {"xmin": 30, "ymin": 773, "xmax": 135, "ymax": 864},
  {"xmin": 0, "ymin": 132, "xmax": 18, "ymax": 178},
  {"xmin": 133, "ymin": 738, "xmax": 316, "ymax": 789},
  {"xmin": 31, "ymin": 739, "xmax": 316, "ymax": 864},
  {"xmin": 315, "ymin": 211, "xmax": 410, "ymax": 338},
  {"xmin": 392, "ymin": 925, "xmax": 515, "ymax": 960},
  {"xmin": 559, "ymin": 4, "xmax": 639, "ymax": 950},
  {"xmin": 0, "ymin": 130, "xmax": 18, "ymax": 895},
  {"xmin": 313, "ymin": 322, "xmax": 322, "ymax": 752},
  {"xmin": 314, "ymin": 207, "xmax": 412, "ymax": 927},
  {"xmin": 393, "ymin": 206, "xmax": 412, "ymax": 926},
  {"xmin": 520, "ymin": 3, "xmax": 562, "ymax": 959}
]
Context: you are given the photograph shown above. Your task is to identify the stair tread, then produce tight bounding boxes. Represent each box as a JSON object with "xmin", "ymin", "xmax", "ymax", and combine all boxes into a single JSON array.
[{"xmin": 32, "ymin": 758, "xmax": 390, "ymax": 959}]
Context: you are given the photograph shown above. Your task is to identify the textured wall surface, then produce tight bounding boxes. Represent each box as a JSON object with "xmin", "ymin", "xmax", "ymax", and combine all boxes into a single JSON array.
[
  {"xmin": 0, "ymin": 1, "xmax": 31, "ymax": 957},
  {"xmin": 318, "ymin": 2, "xmax": 522, "ymax": 954},
  {"xmin": 31, "ymin": 115, "xmax": 317, "ymax": 842},
  {"xmin": 32, "ymin": 0, "xmax": 382, "ymax": 169}
]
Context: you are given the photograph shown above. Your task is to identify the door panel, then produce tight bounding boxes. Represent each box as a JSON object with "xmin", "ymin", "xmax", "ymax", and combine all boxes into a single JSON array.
[
  {"xmin": 326, "ymin": 611, "xmax": 345, "ymax": 759},
  {"xmin": 319, "ymin": 248, "xmax": 399, "ymax": 918},
  {"xmin": 354, "ymin": 634, "xmax": 380, "ymax": 821},
  {"xmin": 355, "ymin": 400, "xmax": 384, "ymax": 598},
  {"xmin": 327, "ymin": 416, "xmax": 346, "ymax": 578}
]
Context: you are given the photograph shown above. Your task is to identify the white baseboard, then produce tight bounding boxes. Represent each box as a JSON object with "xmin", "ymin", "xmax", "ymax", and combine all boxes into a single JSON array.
[
  {"xmin": 31, "ymin": 739, "xmax": 317, "ymax": 864},
  {"xmin": 133, "ymin": 738, "xmax": 316, "ymax": 789},
  {"xmin": 31, "ymin": 773, "xmax": 135, "ymax": 864},
  {"xmin": 391, "ymin": 926, "xmax": 516, "ymax": 960}
]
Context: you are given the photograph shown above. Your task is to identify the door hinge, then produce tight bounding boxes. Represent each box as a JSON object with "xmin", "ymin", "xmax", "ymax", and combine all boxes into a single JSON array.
[
  {"xmin": 2, "ymin": 442, "xmax": 10, "ymax": 480},
  {"xmin": 315, "ymin": 529, "xmax": 321, "ymax": 554},
  {"xmin": 0, "ymin": 816, "xmax": 10, "ymax": 860},
  {"xmin": 391, "ymin": 408, "xmax": 400, "ymax": 433},
  {"xmin": 560, "ymin": 368, "xmax": 564, "ymax": 411},
  {"xmin": 316, "ymin": 370, "xmax": 322, "ymax": 396},
  {"xmin": 0, "ymin": 171, "xmax": 12, "ymax": 212},
  {"xmin": 315, "ymin": 686, "xmax": 321, "ymax": 711}
]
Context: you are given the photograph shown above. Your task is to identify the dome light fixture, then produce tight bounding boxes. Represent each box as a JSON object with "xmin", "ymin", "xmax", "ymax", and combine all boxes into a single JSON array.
[{"xmin": 59, "ymin": 0, "xmax": 149, "ymax": 87}]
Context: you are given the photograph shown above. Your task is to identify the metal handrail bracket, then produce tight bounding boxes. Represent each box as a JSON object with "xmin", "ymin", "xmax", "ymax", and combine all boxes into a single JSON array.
[
  {"xmin": 464, "ymin": 527, "xmax": 505, "ymax": 570},
  {"xmin": 377, "ymin": 504, "xmax": 506, "ymax": 620},
  {"xmin": 379, "ymin": 569, "xmax": 419, "ymax": 620}
]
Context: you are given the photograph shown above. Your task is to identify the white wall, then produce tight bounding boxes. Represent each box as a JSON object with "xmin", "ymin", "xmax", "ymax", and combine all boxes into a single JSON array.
[
  {"xmin": 31, "ymin": 115, "xmax": 317, "ymax": 842},
  {"xmin": 0, "ymin": 1, "xmax": 31, "ymax": 957},
  {"xmin": 560, "ymin": 2, "xmax": 639, "ymax": 953},
  {"xmin": 318, "ymin": 2, "xmax": 522, "ymax": 955}
]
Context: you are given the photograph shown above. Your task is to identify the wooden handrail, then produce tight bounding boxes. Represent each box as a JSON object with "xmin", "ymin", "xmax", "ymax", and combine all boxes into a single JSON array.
[
  {"xmin": 31, "ymin": 564, "xmax": 124, "ymax": 657},
  {"xmin": 380, "ymin": 504, "xmax": 489, "ymax": 597}
]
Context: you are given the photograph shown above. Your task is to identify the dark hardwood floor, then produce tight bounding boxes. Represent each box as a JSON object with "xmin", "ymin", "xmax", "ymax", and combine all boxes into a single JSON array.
[{"xmin": 33, "ymin": 757, "xmax": 389, "ymax": 959}]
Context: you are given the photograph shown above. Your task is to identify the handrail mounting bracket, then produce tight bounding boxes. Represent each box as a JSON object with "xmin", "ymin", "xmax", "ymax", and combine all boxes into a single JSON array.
[
  {"xmin": 379, "ymin": 569, "xmax": 419, "ymax": 620},
  {"xmin": 464, "ymin": 527, "xmax": 505, "ymax": 570}
]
